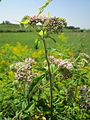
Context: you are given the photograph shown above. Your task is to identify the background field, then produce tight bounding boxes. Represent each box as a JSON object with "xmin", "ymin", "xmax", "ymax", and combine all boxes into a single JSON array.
[{"xmin": 0, "ymin": 31, "xmax": 90, "ymax": 55}]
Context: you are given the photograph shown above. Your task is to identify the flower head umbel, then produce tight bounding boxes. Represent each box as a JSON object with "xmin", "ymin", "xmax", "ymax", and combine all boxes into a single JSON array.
[
  {"xmin": 21, "ymin": 15, "xmax": 67, "ymax": 33},
  {"xmin": 49, "ymin": 56, "xmax": 73, "ymax": 70},
  {"xmin": 49, "ymin": 56, "xmax": 73, "ymax": 79},
  {"xmin": 10, "ymin": 58, "xmax": 37, "ymax": 82}
]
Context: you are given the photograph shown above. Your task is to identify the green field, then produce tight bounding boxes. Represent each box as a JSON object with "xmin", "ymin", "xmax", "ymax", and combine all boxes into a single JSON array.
[
  {"xmin": 0, "ymin": 26, "xmax": 90, "ymax": 119},
  {"xmin": 0, "ymin": 31, "xmax": 90, "ymax": 55},
  {"xmin": 0, "ymin": 24, "xmax": 32, "ymax": 32}
]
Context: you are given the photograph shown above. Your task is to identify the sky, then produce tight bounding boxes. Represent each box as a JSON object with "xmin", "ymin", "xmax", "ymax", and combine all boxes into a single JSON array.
[{"xmin": 0, "ymin": 0, "xmax": 90, "ymax": 29}]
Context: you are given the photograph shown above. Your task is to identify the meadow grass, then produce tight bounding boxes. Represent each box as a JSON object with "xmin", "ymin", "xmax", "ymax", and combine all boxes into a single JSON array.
[
  {"xmin": 65, "ymin": 31, "xmax": 90, "ymax": 55},
  {"xmin": 0, "ymin": 31, "xmax": 90, "ymax": 55}
]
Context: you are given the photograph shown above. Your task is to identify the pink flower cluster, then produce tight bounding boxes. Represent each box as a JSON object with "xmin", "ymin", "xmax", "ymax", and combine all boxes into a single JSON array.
[
  {"xmin": 22, "ymin": 15, "xmax": 67, "ymax": 33},
  {"xmin": 29, "ymin": 15, "xmax": 48, "ymax": 25},
  {"xmin": 11, "ymin": 58, "xmax": 37, "ymax": 82},
  {"xmin": 49, "ymin": 56, "xmax": 73, "ymax": 70}
]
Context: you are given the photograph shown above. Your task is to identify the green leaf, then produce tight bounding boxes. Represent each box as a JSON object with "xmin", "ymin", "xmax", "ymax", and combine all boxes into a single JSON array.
[
  {"xmin": 44, "ymin": 31, "xmax": 47, "ymax": 36},
  {"xmin": 39, "ymin": 30, "xmax": 47, "ymax": 37},
  {"xmin": 28, "ymin": 74, "xmax": 46, "ymax": 100},
  {"xmin": 20, "ymin": 20, "xmax": 29, "ymax": 25},
  {"xmin": 25, "ymin": 103, "xmax": 35, "ymax": 113},
  {"xmin": 48, "ymin": 12, "xmax": 51, "ymax": 18},
  {"xmin": 39, "ymin": 30, "xmax": 43, "ymax": 36},
  {"xmin": 0, "ymin": 112, "xmax": 2, "ymax": 120},
  {"xmin": 38, "ymin": 0, "xmax": 52, "ymax": 15},
  {"xmin": 48, "ymin": 35, "xmax": 56, "ymax": 43},
  {"xmin": 34, "ymin": 39, "xmax": 40, "ymax": 49}
]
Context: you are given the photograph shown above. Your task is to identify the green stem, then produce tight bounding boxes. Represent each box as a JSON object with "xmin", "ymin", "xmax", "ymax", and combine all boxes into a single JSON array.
[{"xmin": 42, "ymin": 30, "xmax": 53, "ymax": 120}]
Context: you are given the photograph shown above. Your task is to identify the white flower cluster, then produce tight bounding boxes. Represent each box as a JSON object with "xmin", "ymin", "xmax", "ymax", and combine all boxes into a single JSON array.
[
  {"xmin": 49, "ymin": 56, "xmax": 73, "ymax": 70},
  {"xmin": 10, "ymin": 58, "xmax": 37, "ymax": 82}
]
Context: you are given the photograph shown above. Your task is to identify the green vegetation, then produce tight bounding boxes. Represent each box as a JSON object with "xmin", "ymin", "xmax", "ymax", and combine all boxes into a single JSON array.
[
  {"xmin": 0, "ymin": 18, "xmax": 90, "ymax": 120},
  {"xmin": 0, "ymin": 0, "xmax": 90, "ymax": 118},
  {"xmin": 0, "ymin": 37, "xmax": 90, "ymax": 120},
  {"xmin": 0, "ymin": 24, "xmax": 32, "ymax": 32},
  {"xmin": 0, "ymin": 29, "xmax": 90, "ymax": 55}
]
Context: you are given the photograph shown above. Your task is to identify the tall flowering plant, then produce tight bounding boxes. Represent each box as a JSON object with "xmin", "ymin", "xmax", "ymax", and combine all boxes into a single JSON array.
[
  {"xmin": 18, "ymin": 14, "xmax": 67, "ymax": 119},
  {"xmin": 11, "ymin": 1, "xmax": 67, "ymax": 119}
]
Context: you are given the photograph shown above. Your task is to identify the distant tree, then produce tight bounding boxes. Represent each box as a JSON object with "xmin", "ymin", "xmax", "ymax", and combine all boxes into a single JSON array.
[
  {"xmin": 67, "ymin": 26, "xmax": 75, "ymax": 29},
  {"xmin": 75, "ymin": 27, "xmax": 80, "ymax": 30},
  {"xmin": 4, "ymin": 20, "xmax": 11, "ymax": 24},
  {"xmin": 80, "ymin": 29, "xmax": 84, "ymax": 32},
  {"xmin": 2, "ymin": 21, "xmax": 5, "ymax": 24}
]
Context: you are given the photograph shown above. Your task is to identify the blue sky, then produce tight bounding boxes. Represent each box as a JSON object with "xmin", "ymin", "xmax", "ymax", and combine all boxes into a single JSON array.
[{"xmin": 0, "ymin": 0, "xmax": 90, "ymax": 29}]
